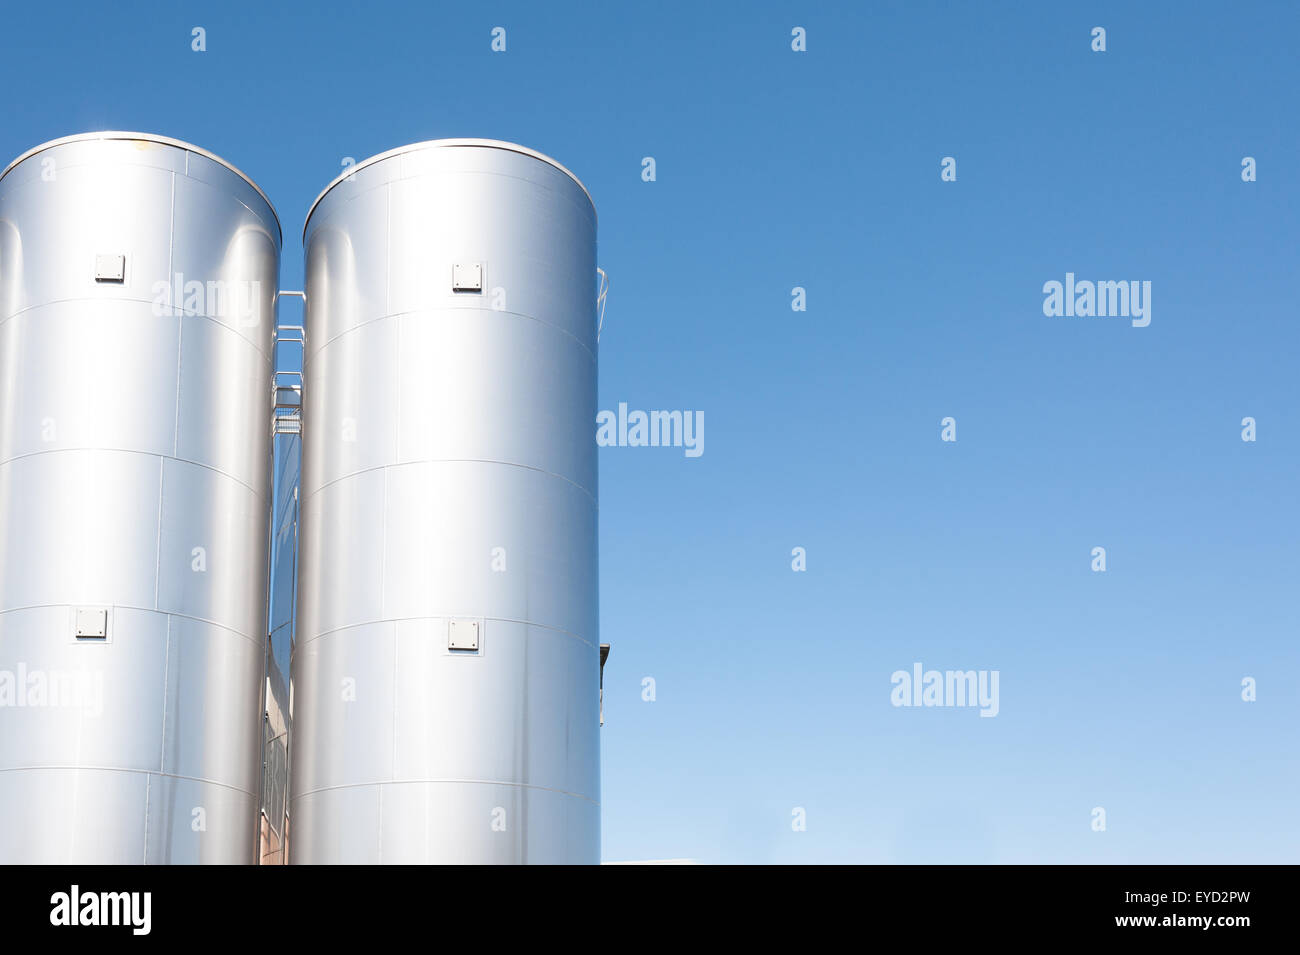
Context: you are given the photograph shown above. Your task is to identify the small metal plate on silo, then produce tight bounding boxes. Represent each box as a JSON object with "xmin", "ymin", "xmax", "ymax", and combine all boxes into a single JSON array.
[
  {"xmin": 94, "ymin": 254, "xmax": 126, "ymax": 282},
  {"xmin": 74, "ymin": 607, "xmax": 108, "ymax": 639},
  {"xmin": 452, "ymin": 262, "xmax": 482, "ymax": 292},
  {"xmin": 448, "ymin": 619, "xmax": 479, "ymax": 651}
]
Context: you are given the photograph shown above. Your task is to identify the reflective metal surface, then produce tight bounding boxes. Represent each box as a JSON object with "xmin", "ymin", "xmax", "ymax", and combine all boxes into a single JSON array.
[
  {"xmin": 291, "ymin": 140, "xmax": 600, "ymax": 864},
  {"xmin": 0, "ymin": 133, "xmax": 280, "ymax": 863}
]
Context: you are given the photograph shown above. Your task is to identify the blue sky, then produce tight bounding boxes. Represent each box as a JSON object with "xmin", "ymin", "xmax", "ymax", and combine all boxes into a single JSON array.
[{"xmin": 3, "ymin": 0, "xmax": 1296, "ymax": 863}]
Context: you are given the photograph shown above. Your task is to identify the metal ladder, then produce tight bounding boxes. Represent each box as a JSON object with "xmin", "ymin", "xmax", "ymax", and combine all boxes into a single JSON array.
[{"xmin": 271, "ymin": 315, "xmax": 304, "ymax": 435}]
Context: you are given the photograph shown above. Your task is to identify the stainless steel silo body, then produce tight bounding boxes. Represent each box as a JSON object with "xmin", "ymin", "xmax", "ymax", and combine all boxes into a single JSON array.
[
  {"xmin": 291, "ymin": 140, "xmax": 599, "ymax": 864},
  {"xmin": 0, "ymin": 133, "xmax": 280, "ymax": 863}
]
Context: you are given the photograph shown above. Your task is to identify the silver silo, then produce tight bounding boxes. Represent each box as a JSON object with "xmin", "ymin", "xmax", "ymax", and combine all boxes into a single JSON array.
[
  {"xmin": 291, "ymin": 139, "xmax": 600, "ymax": 863},
  {"xmin": 0, "ymin": 132, "xmax": 280, "ymax": 863}
]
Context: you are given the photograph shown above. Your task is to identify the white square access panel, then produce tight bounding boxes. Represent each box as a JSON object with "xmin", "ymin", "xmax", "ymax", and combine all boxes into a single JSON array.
[
  {"xmin": 94, "ymin": 254, "xmax": 126, "ymax": 283},
  {"xmin": 75, "ymin": 607, "xmax": 108, "ymax": 639},
  {"xmin": 448, "ymin": 619, "xmax": 480, "ymax": 651},
  {"xmin": 452, "ymin": 262, "xmax": 482, "ymax": 292}
]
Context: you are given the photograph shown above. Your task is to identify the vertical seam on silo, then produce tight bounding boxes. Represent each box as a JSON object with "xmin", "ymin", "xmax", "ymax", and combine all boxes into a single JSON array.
[
  {"xmin": 385, "ymin": 182, "xmax": 391, "ymax": 319},
  {"xmin": 395, "ymin": 316, "xmax": 402, "ymax": 513},
  {"xmin": 159, "ymin": 616, "xmax": 171, "ymax": 773},
  {"xmin": 391, "ymin": 620, "xmax": 398, "ymax": 844},
  {"xmin": 153, "ymin": 457, "xmax": 164, "ymax": 608},
  {"xmin": 142, "ymin": 773, "xmax": 151, "ymax": 864},
  {"xmin": 149, "ymin": 615, "xmax": 171, "ymax": 862},
  {"xmin": 379, "ymin": 470, "xmax": 388, "ymax": 623},
  {"xmin": 171, "ymin": 318, "xmax": 182, "ymax": 458},
  {"xmin": 170, "ymin": 171, "xmax": 180, "ymax": 458},
  {"xmin": 391, "ymin": 248, "xmax": 401, "ymax": 842},
  {"xmin": 383, "ymin": 186, "xmax": 393, "ymax": 825},
  {"xmin": 158, "ymin": 169, "xmax": 177, "ymax": 611},
  {"xmin": 382, "ymin": 477, "xmax": 391, "ymax": 860}
]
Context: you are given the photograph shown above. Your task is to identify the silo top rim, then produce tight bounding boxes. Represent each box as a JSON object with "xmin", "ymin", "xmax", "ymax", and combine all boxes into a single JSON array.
[
  {"xmin": 0, "ymin": 131, "xmax": 282, "ymax": 242},
  {"xmin": 304, "ymin": 139, "xmax": 595, "ymax": 241}
]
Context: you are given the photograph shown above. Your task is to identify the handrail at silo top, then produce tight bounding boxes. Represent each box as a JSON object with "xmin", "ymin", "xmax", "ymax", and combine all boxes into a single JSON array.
[
  {"xmin": 302, "ymin": 139, "xmax": 596, "ymax": 243},
  {"xmin": 0, "ymin": 131, "xmax": 282, "ymax": 244},
  {"xmin": 596, "ymin": 268, "xmax": 609, "ymax": 343}
]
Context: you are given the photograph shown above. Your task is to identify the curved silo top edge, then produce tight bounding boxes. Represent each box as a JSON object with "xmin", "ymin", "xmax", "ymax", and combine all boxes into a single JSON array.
[
  {"xmin": 0, "ymin": 131, "xmax": 282, "ymax": 243},
  {"xmin": 302, "ymin": 138, "xmax": 596, "ymax": 243}
]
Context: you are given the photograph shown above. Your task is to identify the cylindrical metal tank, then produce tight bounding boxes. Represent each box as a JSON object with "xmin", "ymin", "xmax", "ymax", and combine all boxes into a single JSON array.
[
  {"xmin": 0, "ymin": 132, "xmax": 280, "ymax": 863},
  {"xmin": 291, "ymin": 139, "xmax": 599, "ymax": 863}
]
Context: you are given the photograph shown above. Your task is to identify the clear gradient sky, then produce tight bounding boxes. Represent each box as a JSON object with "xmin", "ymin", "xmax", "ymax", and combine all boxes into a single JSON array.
[{"xmin": 2, "ymin": 0, "xmax": 1296, "ymax": 863}]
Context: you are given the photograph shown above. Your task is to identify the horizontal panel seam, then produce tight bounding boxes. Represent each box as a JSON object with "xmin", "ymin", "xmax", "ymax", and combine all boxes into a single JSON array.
[
  {"xmin": 300, "ymin": 457, "xmax": 595, "ymax": 504},
  {"xmin": 0, "ymin": 447, "xmax": 269, "ymax": 503},
  {"xmin": 291, "ymin": 777, "xmax": 599, "ymax": 806},
  {"xmin": 293, "ymin": 614, "xmax": 597, "ymax": 652},
  {"xmin": 0, "ymin": 603, "xmax": 265, "ymax": 648},
  {"xmin": 302, "ymin": 306, "xmax": 596, "ymax": 365},
  {"xmin": 0, "ymin": 300, "xmax": 277, "ymax": 359},
  {"xmin": 0, "ymin": 764, "xmax": 258, "ymax": 798}
]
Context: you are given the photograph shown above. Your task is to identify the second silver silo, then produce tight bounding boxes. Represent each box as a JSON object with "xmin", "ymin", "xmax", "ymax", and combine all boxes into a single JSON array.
[
  {"xmin": 0, "ymin": 132, "xmax": 280, "ymax": 863},
  {"xmin": 290, "ymin": 140, "xmax": 600, "ymax": 863}
]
